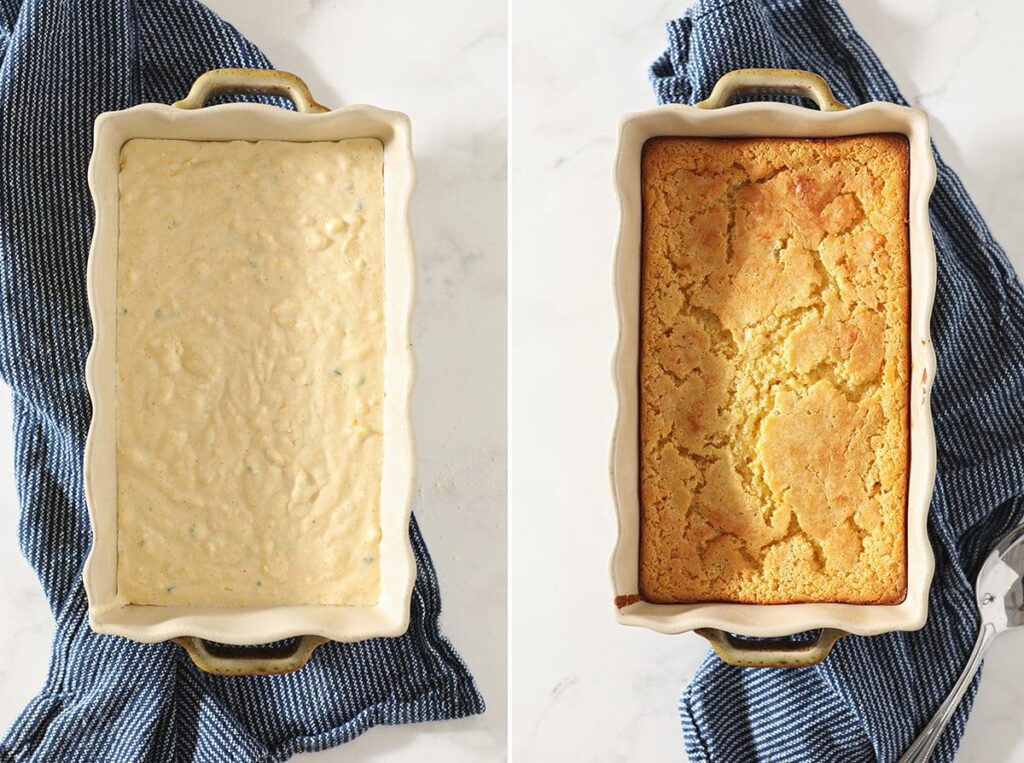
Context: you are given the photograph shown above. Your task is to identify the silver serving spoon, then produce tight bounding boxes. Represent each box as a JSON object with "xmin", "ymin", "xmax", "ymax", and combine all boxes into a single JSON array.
[{"xmin": 899, "ymin": 521, "xmax": 1024, "ymax": 762}]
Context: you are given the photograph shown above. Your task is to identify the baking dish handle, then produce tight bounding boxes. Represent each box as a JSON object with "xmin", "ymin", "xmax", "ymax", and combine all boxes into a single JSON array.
[
  {"xmin": 173, "ymin": 635, "xmax": 329, "ymax": 676},
  {"xmin": 696, "ymin": 68, "xmax": 847, "ymax": 112},
  {"xmin": 172, "ymin": 68, "xmax": 329, "ymax": 113},
  {"xmin": 696, "ymin": 627, "xmax": 846, "ymax": 668}
]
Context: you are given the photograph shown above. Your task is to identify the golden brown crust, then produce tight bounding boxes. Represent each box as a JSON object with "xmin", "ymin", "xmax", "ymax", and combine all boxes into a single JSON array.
[{"xmin": 638, "ymin": 135, "xmax": 909, "ymax": 605}]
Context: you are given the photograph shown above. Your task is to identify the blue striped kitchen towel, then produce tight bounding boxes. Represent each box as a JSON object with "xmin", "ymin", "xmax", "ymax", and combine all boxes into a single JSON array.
[
  {"xmin": 651, "ymin": 1, "xmax": 1024, "ymax": 761},
  {"xmin": 0, "ymin": 1, "xmax": 483, "ymax": 761}
]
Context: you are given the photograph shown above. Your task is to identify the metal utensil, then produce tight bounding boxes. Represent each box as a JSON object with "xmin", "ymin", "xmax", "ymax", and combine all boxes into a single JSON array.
[{"xmin": 899, "ymin": 521, "xmax": 1024, "ymax": 762}]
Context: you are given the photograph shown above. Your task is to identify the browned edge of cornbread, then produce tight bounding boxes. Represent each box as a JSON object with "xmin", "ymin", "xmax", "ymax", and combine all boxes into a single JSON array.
[
  {"xmin": 636, "ymin": 134, "xmax": 910, "ymax": 606},
  {"xmin": 614, "ymin": 594, "xmax": 642, "ymax": 609}
]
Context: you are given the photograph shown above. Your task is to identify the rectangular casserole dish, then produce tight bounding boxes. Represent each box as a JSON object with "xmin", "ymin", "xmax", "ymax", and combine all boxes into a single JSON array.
[
  {"xmin": 83, "ymin": 69, "xmax": 417, "ymax": 675},
  {"xmin": 610, "ymin": 69, "xmax": 938, "ymax": 667}
]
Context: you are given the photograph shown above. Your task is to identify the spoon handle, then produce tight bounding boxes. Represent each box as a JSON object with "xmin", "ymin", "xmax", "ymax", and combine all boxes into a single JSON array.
[{"xmin": 898, "ymin": 622, "xmax": 998, "ymax": 763}]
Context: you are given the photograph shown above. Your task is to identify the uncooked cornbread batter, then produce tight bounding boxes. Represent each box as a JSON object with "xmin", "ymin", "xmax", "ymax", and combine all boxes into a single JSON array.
[{"xmin": 116, "ymin": 138, "xmax": 384, "ymax": 606}]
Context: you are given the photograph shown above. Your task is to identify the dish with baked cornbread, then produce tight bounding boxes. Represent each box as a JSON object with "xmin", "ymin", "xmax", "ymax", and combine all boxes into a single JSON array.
[
  {"xmin": 84, "ymin": 68, "xmax": 417, "ymax": 675},
  {"xmin": 611, "ymin": 68, "xmax": 938, "ymax": 666}
]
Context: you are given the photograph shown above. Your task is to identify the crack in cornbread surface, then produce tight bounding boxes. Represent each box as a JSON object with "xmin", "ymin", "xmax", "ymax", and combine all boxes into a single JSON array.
[{"xmin": 638, "ymin": 135, "xmax": 909, "ymax": 604}]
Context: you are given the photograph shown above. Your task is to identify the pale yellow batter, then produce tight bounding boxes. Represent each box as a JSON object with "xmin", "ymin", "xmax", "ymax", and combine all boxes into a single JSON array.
[{"xmin": 115, "ymin": 138, "xmax": 384, "ymax": 607}]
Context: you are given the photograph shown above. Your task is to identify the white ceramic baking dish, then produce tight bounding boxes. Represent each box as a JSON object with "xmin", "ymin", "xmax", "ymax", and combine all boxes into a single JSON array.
[
  {"xmin": 83, "ymin": 69, "xmax": 417, "ymax": 675},
  {"xmin": 610, "ymin": 69, "xmax": 938, "ymax": 667}
]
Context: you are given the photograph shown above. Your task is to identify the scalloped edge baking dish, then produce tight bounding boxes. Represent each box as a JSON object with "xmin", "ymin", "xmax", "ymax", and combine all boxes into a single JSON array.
[
  {"xmin": 609, "ymin": 70, "xmax": 938, "ymax": 662},
  {"xmin": 83, "ymin": 69, "xmax": 417, "ymax": 671}
]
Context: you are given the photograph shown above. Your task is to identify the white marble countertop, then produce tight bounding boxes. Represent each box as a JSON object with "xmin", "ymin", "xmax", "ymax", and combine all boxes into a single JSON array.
[
  {"xmin": 509, "ymin": 0, "xmax": 1024, "ymax": 760},
  {"xmin": 0, "ymin": 0, "xmax": 506, "ymax": 761}
]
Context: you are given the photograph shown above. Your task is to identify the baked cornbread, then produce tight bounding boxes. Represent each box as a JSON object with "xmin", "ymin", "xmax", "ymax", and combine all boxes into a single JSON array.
[{"xmin": 639, "ymin": 135, "xmax": 909, "ymax": 605}]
